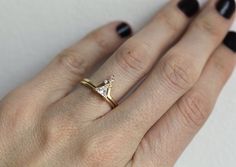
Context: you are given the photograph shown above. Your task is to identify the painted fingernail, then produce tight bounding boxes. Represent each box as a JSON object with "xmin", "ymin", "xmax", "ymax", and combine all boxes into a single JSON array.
[
  {"xmin": 216, "ymin": 0, "xmax": 236, "ymax": 19},
  {"xmin": 116, "ymin": 22, "xmax": 132, "ymax": 38},
  {"xmin": 177, "ymin": 0, "xmax": 200, "ymax": 17},
  {"xmin": 223, "ymin": 31, "xmax": 236, "ymax": 52}
]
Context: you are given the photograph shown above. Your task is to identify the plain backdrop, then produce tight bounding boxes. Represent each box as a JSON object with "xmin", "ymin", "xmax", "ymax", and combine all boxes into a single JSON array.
[{"xmin": 0, "ymin": 0, "xmax": 236, "ymax": 166}]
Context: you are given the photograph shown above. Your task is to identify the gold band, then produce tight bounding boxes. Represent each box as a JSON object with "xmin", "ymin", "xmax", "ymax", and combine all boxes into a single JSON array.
[{"xmin": 80, "ymin": 76, "xmax": 118, "ymax": 109}]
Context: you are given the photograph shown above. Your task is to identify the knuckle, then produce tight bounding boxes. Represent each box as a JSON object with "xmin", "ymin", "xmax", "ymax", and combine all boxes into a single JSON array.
[
  {"xmin": 79, "ymin": 134, "xmax": 116, "ymax": 166},
  {"xmin": 177, "ymin": 91, "xmax": 210, "ymax": 128},
  {"xmin": 160, "ymin": 53, "xmax": 198, "ymax": 91},
  {"xmin": 213, "ymin": 60, "xmax": 229, "ymax": 77},
  {"xmin": 89, "ymin": 30, "xmax": 112, "ymax": 53},
  {"xmin": 115, "ymin": 40, "xmax": 152, "ymax": 77},
  {"xmin": 0, "ymin": 103, "xmax": 45, "ymax": 147},
  {"xmin": 0, "ymin": 95, "xmax": 35, "ymax": 130},
  {"xmin": 46, "ymin": 120, "xmax": 79, "ymax": 144},
  {"xmin": 157, "ymin": 10, "xmax": 183, "ymax": 33},
  {"xmin": 56, "ymin": 49, "xmax": 87, "ymax": 76},
  {"xmin": 211, "ymin": 55, "xmax": 234, "ymax": 79},
  {"xmin": 193, "ymin": 16, "xmax": 222, "ymax": 38}
]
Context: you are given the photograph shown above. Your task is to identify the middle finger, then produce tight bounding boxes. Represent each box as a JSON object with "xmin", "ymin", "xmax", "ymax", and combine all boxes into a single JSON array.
[{"xmin": 107, "ymin": 0, "xmax": 235, "ymax": 144}]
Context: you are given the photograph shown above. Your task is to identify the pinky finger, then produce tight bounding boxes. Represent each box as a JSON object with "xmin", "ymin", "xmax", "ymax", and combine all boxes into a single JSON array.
[{"xmin": 132, "ymin": 31, "xmax": 236, "ymax": 167}]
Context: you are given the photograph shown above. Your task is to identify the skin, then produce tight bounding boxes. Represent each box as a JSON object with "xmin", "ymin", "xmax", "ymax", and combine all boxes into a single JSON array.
[{"xmin": 0, "ymin": 0, "xmax": 235, "ymax": 166}]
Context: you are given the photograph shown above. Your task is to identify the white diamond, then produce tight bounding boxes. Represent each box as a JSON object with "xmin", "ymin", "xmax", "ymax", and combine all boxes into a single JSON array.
[
  {"xmin": 104, "ymin": 80, "xmax": 109, "ymax": 84},
  {"xmin": 96, "ymin": 86, "xmax": 108, "ymax": 97}
]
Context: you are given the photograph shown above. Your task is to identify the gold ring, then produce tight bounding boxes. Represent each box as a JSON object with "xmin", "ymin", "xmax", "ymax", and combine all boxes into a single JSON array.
[{"xmin": 80, "ymin": 75, "xmax": 118, "ymax": 109}]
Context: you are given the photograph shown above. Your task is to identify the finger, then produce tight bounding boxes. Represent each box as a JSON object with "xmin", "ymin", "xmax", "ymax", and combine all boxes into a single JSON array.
[
  {"xmin": 104, "ymin": 0, "xmax": 235, "ymax": 151},
  {"xmin": 62, "ymin": 0, "xmax": 201, "ymax": 120},
  {"xmin": 24, "ymin": 21, "xmax": 132, "ymax": 105},
  {"xmin": 132, "ymin": 32, "xmax": 236, "ymax": 167}
]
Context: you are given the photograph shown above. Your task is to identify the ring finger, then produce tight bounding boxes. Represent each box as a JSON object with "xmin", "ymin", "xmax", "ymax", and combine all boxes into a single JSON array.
[{"xmin": 60, "ymin": 0, "xmax": 201, "ymax": 120}]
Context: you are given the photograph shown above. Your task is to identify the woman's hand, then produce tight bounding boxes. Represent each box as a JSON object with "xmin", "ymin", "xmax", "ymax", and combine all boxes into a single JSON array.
[{"xmin": 0, "ymin": 0, "xmax": 236, "ymax": 166}]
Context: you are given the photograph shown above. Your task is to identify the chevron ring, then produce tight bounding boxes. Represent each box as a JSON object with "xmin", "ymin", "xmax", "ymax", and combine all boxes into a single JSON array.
[{"xmin": 80, "ymin": 75, "xmax": 118, "ymax": 109}]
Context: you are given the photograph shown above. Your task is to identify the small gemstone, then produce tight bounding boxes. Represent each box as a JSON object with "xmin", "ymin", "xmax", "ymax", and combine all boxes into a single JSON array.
[
  {"xmin": 96, "ymin": 86, "xmax": 108, "ymax": 96},
  {"xmin": 110, "ymin": 75, "xmax": 115, "ymax": 81},
  {"xmin": 104, "ymin": 80, "xmax": 109, "ymax": 84}
]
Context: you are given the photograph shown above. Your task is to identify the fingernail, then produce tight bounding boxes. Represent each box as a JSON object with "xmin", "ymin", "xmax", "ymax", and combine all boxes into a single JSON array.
[
  {"xmin": 177, "ymin": 0, "xmax": 200, "ymax": 17},
  {"xmin": 216, "ymin": 0, "xmax": 236, "ymax": 19},
  {"xmin": 223, "ymin": 31, "xmax": 236, "ymax": 52},
  {"xmin": 116, "ymin": 22, "xmax": 132, "ymax": 38}
]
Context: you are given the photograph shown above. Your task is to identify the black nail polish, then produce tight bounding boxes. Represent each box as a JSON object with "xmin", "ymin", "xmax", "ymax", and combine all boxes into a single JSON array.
[
  {"xmin": 216, "ymin": 0, "xmax": 236, "ymax": 19},
  {"xmin": 223, "ymin": 31, "xmax": 236, "ymax": 52},
  {"xmin": 177, "ymin": 0, "xmax": 200, "ymax": 17},
  {"xmin": 116, "ymin": 23, "xmax": 132, "ymax": 38}
]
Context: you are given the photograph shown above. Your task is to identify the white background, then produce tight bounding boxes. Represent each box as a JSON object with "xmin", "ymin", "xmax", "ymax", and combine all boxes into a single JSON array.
[{"xmin": 0, "ymin": 0, "xmax": 236, "ymax": 166}]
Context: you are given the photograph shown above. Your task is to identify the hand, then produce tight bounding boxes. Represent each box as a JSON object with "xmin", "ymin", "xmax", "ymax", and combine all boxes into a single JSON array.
[{"xmin": 0, "ymin": 0, "xmax": 236, "ymax": 166}]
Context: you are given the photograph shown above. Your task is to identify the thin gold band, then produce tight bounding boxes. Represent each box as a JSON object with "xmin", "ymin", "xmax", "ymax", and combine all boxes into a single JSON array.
[{"xmin": 80, "ymin": 78, "xmax": 118, "ymax": 109}]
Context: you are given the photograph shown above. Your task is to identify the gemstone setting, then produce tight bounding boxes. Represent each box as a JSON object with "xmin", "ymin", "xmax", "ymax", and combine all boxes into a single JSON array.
[
  {"xmin": 95, "ymin": 75, "xmax": 115, "ymax": 98},
  {"xmin": 96, "ymin": 86, "xmax": 109, "ymax": 96}
]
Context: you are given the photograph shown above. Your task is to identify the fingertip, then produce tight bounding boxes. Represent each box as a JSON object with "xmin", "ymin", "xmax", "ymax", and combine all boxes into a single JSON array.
[
  {"xmin": 116, "ymin": 22, "xmax": 133, "ymax": 38},
  {"xmin": 177, "ymin": 0, "xmax": 200, "ymax": 18},
  {"xmin": 223, "ymin": 31, "xmax": 236, "ymax": 52},
  {"xmin": 96, "ymin": 21, "xmax": 133, "ymax": 44}
]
